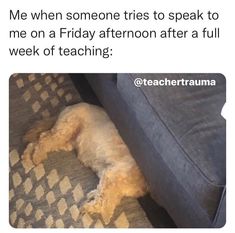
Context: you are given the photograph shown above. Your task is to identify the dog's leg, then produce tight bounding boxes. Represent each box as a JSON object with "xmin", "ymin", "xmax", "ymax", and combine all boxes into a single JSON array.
[
  {"xmin": 22, "ymin": 142, "xmax": 36, "ymax": 161},
  {"xmin": 81, "ymin": 165, "xmax": 147, "ymax": 224},
  {"xmin": 22, "ymin": 109, "xmax": 81, "ymax": 165},
  {"xmin": 30, "ymin": 131, "xmax": 73, "ymax": 165},
  {"xmin": 81, "ymin": 168, "xmax": 124, "ymax": 224}
]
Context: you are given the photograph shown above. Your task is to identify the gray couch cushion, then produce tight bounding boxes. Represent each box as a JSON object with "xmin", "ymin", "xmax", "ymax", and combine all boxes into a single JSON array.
[
  {"xmin": 117, "ymin": 73, "xmax": 226, "ymax": 222},
  {"xmin": 85, "ymin": 74, "xmax": 226, "ymax": 227}
]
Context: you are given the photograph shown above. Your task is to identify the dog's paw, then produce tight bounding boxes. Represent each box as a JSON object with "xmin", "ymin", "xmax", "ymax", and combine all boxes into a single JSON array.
[
  {"xmin": 81, "ymin": 200, "xmax": 98, "ymax": 214},
  {"xmin": 80, "ymin": 195, "xmax": 103, "ymax": 220},
  {"xmin": 22, "ymin": 143, "xmax": 35, "ymax": 161},
  {"xmin": 80, "ymin": 198, "xmax": 112, "ymax": 225},
  {"xmin": 32, "ymin": 153, "xmax": 44, "ymax": 165},
  {"xmin": 29, "ymin": 146, "xmax": 47, "ymax": 165}
]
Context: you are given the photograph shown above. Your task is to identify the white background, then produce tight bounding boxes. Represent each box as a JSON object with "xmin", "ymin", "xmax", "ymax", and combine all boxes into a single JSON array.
[{"xmin": 1, "ymin": 0, "xmax": 234, "ymax": 232}]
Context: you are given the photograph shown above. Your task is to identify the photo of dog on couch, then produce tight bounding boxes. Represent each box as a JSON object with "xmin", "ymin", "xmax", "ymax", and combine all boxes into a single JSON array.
[{"xmin": 9, "ymin": 73, "xmax": 226, "ymax": 228}]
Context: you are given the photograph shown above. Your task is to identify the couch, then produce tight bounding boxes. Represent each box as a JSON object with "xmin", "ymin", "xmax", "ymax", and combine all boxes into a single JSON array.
[{"xmin": 84, "ymin": 73, "xmax": 226, "ymax": 227}]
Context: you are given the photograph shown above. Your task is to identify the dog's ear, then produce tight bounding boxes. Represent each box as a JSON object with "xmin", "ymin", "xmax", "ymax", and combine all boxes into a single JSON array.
[{"xmin": 23, "ymin": 116, "xmax": 57, "ymax": 143}]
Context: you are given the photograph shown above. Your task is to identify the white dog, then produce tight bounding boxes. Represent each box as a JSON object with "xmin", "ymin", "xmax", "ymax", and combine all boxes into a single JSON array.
[{"xmin": 22, "ymin": 103, "xmax": 148, "ymax": 224}]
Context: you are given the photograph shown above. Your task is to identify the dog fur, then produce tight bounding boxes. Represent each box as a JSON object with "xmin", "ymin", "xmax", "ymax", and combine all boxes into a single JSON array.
[{"xmin": 22, "ymin": 103, "xmax": 147, "ymax": 224}]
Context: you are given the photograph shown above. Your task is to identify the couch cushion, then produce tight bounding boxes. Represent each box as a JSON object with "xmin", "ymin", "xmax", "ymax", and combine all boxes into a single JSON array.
[{"xmin": 117, "ymin": 74, "xmax": 226, "ymax": 220}]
